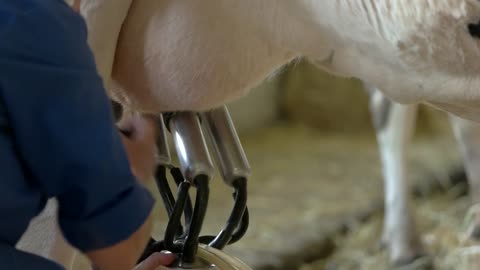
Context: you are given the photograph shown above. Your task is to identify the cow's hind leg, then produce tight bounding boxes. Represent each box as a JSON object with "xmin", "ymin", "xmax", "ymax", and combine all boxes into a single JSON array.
[{"xmin": 367, "ymin": 86, "xmax": 424, "ymax": 265}]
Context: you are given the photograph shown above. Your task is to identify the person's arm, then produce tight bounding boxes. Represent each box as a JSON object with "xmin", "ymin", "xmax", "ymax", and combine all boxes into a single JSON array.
[
  {"xmin": 0, "ymin": 1, "xmax": 156, "ymax": 269},
  {"xmin": 87, "ymin": 211, "xmax": 154, "ymax": 270},
  {"xmin": 87, "ymin": 115, "xmax": 160, "ymax": 269}
]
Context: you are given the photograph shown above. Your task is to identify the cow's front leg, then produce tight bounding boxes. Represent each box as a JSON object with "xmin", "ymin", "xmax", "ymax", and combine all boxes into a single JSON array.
[
  {"xmin": 449, "ymin": 115, "xmax": 480, "ymax": 241},
  {"xmin": 367, "ymin": 86, "xmax": 424, "ymax": 265},
  {"xmin": 16, "ymin": 199, "xmax": 78, "ymax": 270}
]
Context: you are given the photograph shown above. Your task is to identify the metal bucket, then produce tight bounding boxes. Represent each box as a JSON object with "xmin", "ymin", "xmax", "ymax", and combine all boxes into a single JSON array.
[{"xmin": 157, "ymin": 245, "xmax": 252, "ymax": 270}]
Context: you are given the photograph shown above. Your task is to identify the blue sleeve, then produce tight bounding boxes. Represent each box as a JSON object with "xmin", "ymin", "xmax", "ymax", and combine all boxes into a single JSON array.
[{"xmin": 0, "ymin": 0, "xmax": 154, "ymax": 251}]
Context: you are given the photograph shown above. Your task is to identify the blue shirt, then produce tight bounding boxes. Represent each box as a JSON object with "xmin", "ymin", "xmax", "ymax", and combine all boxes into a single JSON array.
[{"xmin": 0, "ymin": 0, "xmax": 155, "ymax": 268}]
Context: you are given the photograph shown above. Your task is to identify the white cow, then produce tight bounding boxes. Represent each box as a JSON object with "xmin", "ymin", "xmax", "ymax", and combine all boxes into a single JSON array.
[{"xmin": 17, "ymin": 0, "xmax": 480, "ymax": 268}]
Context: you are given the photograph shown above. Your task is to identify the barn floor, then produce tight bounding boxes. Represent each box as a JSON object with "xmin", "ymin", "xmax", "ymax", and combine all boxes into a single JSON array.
[
  {"xmin": 142, "ymin": 121, "xmax": 478, "ymax": 270},
  {"xmin": 303, "ymin": 192, "xmax": 478, "ymax": 270},
  {"xmin": 69, "ymin": 120, "xmax": 477, "ymax": 270}
]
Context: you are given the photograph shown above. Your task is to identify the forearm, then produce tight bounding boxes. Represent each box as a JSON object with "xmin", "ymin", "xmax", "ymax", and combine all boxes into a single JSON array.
[
  {"xmin": 84, "ymin": 115, "xmax": 161, "ymax": 269},
  {"xmin": 72, "ymin": 0, "xmax": 81, "ymax": 12},
  {"xmin": 86, "ymin": 211, "xmax": 154, "ymax": 270}
]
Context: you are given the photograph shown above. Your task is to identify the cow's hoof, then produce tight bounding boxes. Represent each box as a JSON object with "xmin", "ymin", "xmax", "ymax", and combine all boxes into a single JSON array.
[
  {"xmin": 393, "ymin": 254, "xmax": 432, "ymax": 270},
  {"xmin": 467, "ymin": 225, "xmax": 480, "ymax": 241},
  {"xmin": 391, "ymin": 244, "xmax": 429, "ymax": 269}
]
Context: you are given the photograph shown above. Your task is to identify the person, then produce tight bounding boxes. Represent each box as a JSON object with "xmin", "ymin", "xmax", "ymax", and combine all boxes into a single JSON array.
[{"xmin": 0, "ymin": 0, "xmax": 174, "ymax": 269}]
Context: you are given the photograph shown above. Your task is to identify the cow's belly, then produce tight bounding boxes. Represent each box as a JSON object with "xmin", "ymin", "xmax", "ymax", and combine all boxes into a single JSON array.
[
  {"xmin": 87, "ymin": 0, "xmax": 480, "ymax": 122},
  {"xmin": 318, "ymin": 44, "xmax": 480, "ymax": 122}
]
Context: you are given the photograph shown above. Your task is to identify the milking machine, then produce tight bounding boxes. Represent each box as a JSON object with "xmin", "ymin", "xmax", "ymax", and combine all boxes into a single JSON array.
[{"xmin": 134, "ymin": 106, "xmax": 253, "ymax": 269}]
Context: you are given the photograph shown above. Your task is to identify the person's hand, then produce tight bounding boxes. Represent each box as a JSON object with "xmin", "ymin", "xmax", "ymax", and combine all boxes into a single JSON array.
[
  {"xmin": 118, "ymin": 113, "xmax": 158, "ymax": 184},
  {"xmin": 134, "ymin": 251, "xmax": 176, "ymax": 270},
  {"xmin": 72, "ymin": 0, "xmax": 81, "ymax": 12}
]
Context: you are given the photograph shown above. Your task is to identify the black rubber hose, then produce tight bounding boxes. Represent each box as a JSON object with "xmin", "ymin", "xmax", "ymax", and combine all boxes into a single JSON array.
[
  {"xmin": 164, "ymin": 181, "xmax": 191, "ymax": 253},
  {"xmin": 170, "ymin": 167, "xmax": 194, "ymax": 227},
  {"xmin": 156, "ymin": 166, "xmax": 185, "ymax": 238},
  {"xmin": 197, "ymin": 206, "xmax": 250, "ymax": 246},
  {"xmin": 181, "ymin": 176, "xmax": 210, "ymax": 263},
  {"xmin": 155, "ymin": 166, "xmax": 176, "ymax": 216},
  {"xmin": 208, "ymin": 178, "xmax": 247, "ymax": 249},
  {"xmin": 229, "ymin": 206, "xmax": 249, "ymax": 244}
]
